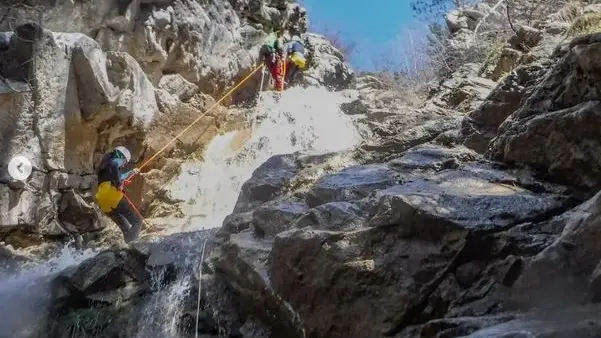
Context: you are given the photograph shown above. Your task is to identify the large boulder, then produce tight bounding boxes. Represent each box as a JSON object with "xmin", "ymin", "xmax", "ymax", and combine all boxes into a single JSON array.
[
  {"xmin": 209, "ymin": 143, "xmax": 574, "ymax": 337},
  {"xmin": 52, "ymin": 248, "xmax": 149, "ymax": 307},
  {"xmin": 361, "ymin": 115, "xmax": 461, "ymax": 156},
  {"xmin": 506, "ymin": 190, "xmax": 601, "ymax": 310},
  {"xmin": 302, "ymin": 33, "xmax": 353, "ymax": 90},
  {"xmin": 305, "ymin": 164, "xmax": 402, "ymax": 207},
  {"xmin": 48, "ymin": 229, "xmax": 219, "ymax": 337}
]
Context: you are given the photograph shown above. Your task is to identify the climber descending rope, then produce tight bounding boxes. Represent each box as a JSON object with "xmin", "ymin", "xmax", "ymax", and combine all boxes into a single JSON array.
[
  {"xmin": 95, "ymin": 63, "xmax": 264, "ymax": 243},
  {"xmin": 95, "ymin": 146, "xmax": 142, "ymax": 243},
  {"xmin": 259, "ymin": 29, "xmax": 307, "ymax": 92}
]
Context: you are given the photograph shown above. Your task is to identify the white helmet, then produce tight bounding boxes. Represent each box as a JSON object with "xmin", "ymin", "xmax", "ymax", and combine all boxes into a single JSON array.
[{"xmin": 114, "ymin": 146, "xmax": 131, "ymax": 163}]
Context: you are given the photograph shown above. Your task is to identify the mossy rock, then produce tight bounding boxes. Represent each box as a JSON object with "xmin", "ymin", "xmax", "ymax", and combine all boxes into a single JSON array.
[{"xmin": 47, "ymin": 302, "xmax": 143, "ymax": 338}]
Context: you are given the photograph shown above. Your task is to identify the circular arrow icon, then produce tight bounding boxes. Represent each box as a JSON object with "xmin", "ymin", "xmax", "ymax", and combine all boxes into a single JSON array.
[{"xmin": 7, "ymin": 155, "xmax": 32, "ymax": 181}]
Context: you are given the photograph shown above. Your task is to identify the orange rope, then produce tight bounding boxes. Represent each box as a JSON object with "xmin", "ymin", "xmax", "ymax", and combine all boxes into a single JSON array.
[
  {"xmin": 122, "ymin": 190, "xmax": 144, "ymax": 221},
  {"xmin": 281, "ymin": 56, "xmax": 287, "ymax": 92},
  {"xmin": 131, "ymin": 63, "xmax": 265, "ymax": 178}
]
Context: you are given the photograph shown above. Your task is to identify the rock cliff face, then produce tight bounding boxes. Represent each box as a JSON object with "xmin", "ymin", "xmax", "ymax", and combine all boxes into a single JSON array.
[
  {"xmin": 6, "ymin": 0, "xmax": 601, "ymax": 337},
  {"xmin": 0, "ymin": 0, "xmax": 349, "ymax": 253}
]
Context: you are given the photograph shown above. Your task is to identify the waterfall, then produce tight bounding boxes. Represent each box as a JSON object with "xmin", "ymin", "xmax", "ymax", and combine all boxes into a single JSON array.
[{"xmin": 165, "ymin": 86, "xmax": 363, "ymax": 233}]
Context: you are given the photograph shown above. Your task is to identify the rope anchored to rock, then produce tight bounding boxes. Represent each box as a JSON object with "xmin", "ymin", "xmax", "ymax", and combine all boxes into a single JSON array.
[{"xmin": 129, "ymin": 63, "xmax": 265, "ymax": 180}]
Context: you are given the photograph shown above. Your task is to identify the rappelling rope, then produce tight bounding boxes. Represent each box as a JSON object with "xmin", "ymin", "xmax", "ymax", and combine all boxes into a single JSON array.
[
  {"xmin": 128, "ymin": 66, "xmax": 268, "ymax": 197},
  {"xmin": 195, "ymin": 238, "xmax": 208, "ymax": 338},
  {"xmin": 128, "ymin": 63, "xmax": 265, "ymax": 181},
  {"xmin": 250, "ymin": 66, "xmax": 267, "ymax": 131},
  {"xmin": 259, "ymin": 65, "xmax": 266, "ymax": 99},
  {"xmin": 281, "ymin": 56, "xmax": 287, "ymax": 92},
  {"xmin": 122, "ymin": 191, "xmax": 144, "ymax": 221}
]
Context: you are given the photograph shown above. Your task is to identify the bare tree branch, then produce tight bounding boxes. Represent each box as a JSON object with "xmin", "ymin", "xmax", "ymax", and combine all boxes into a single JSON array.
[
  {"xmin": 470, "ymin": 0, "xmax": 506, "ymax": 46},
  {"xmin": 506, "ymin": 0, "xmax": 518, "ymax": 35}
]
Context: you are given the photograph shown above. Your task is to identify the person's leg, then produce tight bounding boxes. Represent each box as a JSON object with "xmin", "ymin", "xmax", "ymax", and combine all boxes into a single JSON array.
[
  {"xmin": 271, "ymin": 57, "xmax": 284, "ymax": 91},
  {"xmin": 285, "ymin": 63, "xmax": 298, "ymax": 86},
  {"xmin": 111, "ymin": 199, "xmax": 142, "ymax": 242},
  {"xmin": 108, "ymin": 210, "xmax": 132, "ymax": 241}
]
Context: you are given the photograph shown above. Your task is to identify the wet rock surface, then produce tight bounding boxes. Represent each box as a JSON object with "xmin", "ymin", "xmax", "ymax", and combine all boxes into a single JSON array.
[
  {"xmin": 194, "ymin": 4, "xmax": 601, "ymax": 337},
  {"xmin": 204, "ymin": 139, "xmax": 578, "ymax": 337},
  {"xmin": 48, "ymin": 229, "xmax": 220, "ymax": 338}
]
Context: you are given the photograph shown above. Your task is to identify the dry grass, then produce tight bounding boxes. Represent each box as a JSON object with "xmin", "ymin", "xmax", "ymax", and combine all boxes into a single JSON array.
[{"xmin": 568, "ymin": 12, "xmax": 601, "ymax": 36}]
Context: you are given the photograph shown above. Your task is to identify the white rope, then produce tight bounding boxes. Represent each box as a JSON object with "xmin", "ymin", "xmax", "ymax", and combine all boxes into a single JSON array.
[
  {"xmin": 259, "ymin": 64, "xmax": 266, "ymax": 95},
  {"xmin": 251, "ymin": 66, "xmax": 266, "ymax": 130},
  {"xmin": 194, "ymin": 238, "xmax": 208, "ymax": 338}
]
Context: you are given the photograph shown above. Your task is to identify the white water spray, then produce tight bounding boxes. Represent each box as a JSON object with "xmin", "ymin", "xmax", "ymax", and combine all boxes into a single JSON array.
[
  {"xmin": 0, "ymin": 246, "xmax": 97, "ymax": 338},
  {"xmin": 166, "ymin": 86, "xmax": 362, "ymax": 232},
  {"xmin": 135, "ymin": 274, "xmax": 192, "ymax": 338}
]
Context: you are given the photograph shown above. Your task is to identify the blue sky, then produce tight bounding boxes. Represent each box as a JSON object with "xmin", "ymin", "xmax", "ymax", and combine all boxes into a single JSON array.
[{"xmin": 299, "ymin": 0, "xmax": 419, "ymax": 71}]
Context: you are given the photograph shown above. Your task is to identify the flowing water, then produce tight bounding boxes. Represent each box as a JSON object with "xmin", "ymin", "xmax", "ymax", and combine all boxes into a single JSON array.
[
  {"xmin": 0, "ymin": 86, "xmax": 363, "ymax": 337},
  {"xmin": 0, "ymin": 246, "xmax": 97, "ymax": 338},
  {"xmin": 165, "ymin": 86, "xmax": 363, "ymax": 233}
]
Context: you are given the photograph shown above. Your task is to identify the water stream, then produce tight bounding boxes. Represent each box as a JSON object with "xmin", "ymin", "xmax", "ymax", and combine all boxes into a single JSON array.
[
  {"xmin": 0, "ymin": 246, "xmax": 97, "ymax": 338},
  {"xmin": 165, "ymin": 86, "xmax": 362, "ymax": 233}
]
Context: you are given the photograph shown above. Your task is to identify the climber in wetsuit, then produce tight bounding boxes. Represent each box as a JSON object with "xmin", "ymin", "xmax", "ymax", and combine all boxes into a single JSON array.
[
  {"xmin": 283, "ymin": 35, "xmax": 307, "ymax": 87},
  {"xmin": 259, "ymin": 29, "xmax": 288, "ymax": 91},
  {"xmin": 95, "ymin": 146, "xmax": 141, "ymax": 243}
]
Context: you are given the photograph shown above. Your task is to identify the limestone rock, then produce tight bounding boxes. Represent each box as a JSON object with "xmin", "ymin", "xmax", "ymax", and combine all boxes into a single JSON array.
[
  {"xmin": 509, "ymin": 191, "xmax": 601, "ymax": 309},
  {"xmin": 251, "ymin": 200, "xmax": 308, "ymax": 237},
  {"xmin": 463, "ymin": 305, "xmax": 601, "ymax": 337},
  {"xmin": 294, "ymin": 201, "xmax": 366, "ymax": 232},
  {"xmin": 52, "ymin": 248, "xmax": 148, "ymax": 306},
  {"xmin": 212, "ymin": 231, "xmax": 307, "ymax": 338},
  {"xmin": 461, "ymin": 63, "xmax": 548, "ymax": 153},
  {"xmin": 302, "ymin": 33, "xmax": 353, "ymax": 90},
  {"xmin": 488, "ymin": 34, "xmax": 601, "ymax": 192},
  {"xmin": 269, "ymin": 223, "xmax": 465, "ymax": 338},
  {"xmin": 58, "ymin": 190, "xmax": 104, "ymax": 234},
  {"xmin": 387, "ymin": 144, "xmax": 478, "ymax": 172},
  {"xmin": 234, "ymin": 154, "xmax": 300, "ymax": 213},
  {"xmin": 158, "ymin": 74, "xmax": 199, "ymax": 102},
  {"xmin": 509, "ymin": 25, "xmax": 544, "ymax": 51},
  {"xmin": 361, "ymin": 116, "xmax": 461, "ymax": 155}
]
